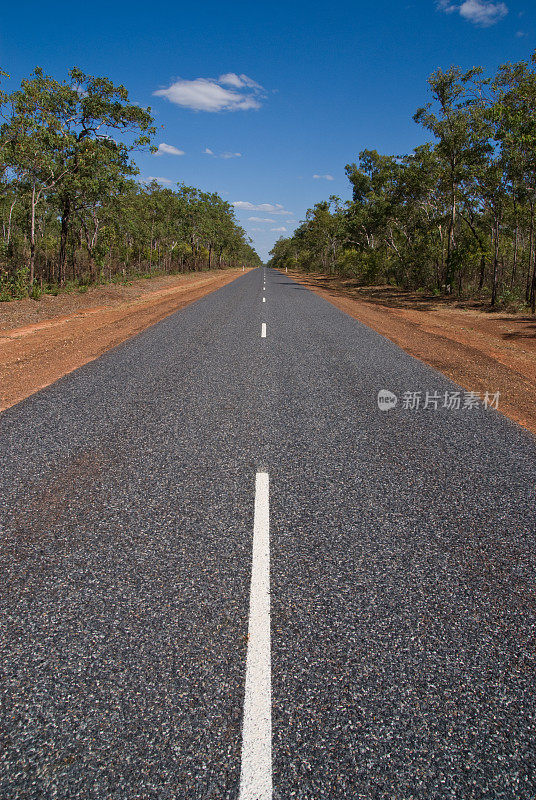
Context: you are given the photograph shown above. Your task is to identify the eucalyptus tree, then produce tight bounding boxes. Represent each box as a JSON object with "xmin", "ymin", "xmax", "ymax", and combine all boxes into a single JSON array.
[
  {"xmin": 345, "ymin": 150, "xmax": 405, "ymax": 282},
  {"xmin": 51, "ymin": 68, "xmax": 155, "ymax": 282},
  {"xmin": 271, "ymin": 51, "xmax": 536, "ymax": 310},
  {"xmin": 414, "ymin": 66, "xmax": 484, "ymax": 289},
  {"xmin": 491, "ymin": 55, "xmax": 536, "ymax": 310},
  {"xmin": 0, "ymin": 67, "xmax": 155, "ymax": 285},
  {"xmin": 1, "ymin": 69, "xmax": 71, "ymax": 283}
]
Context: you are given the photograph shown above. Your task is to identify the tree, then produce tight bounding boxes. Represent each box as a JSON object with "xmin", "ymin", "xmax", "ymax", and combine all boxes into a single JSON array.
[
  {"xmin": 414, "ymin": 66, "xmax": 483, "ymax": 289},
  {"xmin": 491, "ymin": 55, "xmax": 536, "ymax": 310},
  {"xmin": 274, "ymin": 52, "xmax": 536, "ymax": 312},
  {"xmin": 1, "ymin": 67, "xmax": 155, "ymax": 285}
]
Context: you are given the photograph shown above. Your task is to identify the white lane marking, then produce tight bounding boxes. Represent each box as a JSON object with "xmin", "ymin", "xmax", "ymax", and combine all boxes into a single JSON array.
[
  {"xmin": 263, "ymin": 297, "xmax": 266, "ymax": 303},
  {"xmin": 261, "ymin": 323, "xmax": 266, "ymax": 338},
  {"xmin": 239, "ymin": 473, "xmax": 271, "ymax": 800}
]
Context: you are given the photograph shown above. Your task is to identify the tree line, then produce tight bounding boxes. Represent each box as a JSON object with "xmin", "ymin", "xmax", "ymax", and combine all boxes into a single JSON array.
[
  {"xmin": 269, "ymin": 51, "xmax": 536, "ymax": 311},
  {"xmin": 0, "ymin": 67, "xmax": 260, "ymax": 300}
]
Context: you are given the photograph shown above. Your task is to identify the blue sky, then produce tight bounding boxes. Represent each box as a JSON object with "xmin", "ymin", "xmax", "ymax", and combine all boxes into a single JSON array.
[{"xmin": 1, "ymin": 0, "xmax": 534, "ymax": 260}]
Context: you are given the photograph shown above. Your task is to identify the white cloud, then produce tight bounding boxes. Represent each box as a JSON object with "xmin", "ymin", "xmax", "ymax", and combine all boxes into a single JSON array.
[
  {"xmin": 155, "ymin": 142, "xmax": 185, "ymax": 156},
  {"xmin": 219, "ymin": 73, "xmax": 263, "ymax": 90},
  {"xmin": 146, "ymin": 176, "xmax": 172, "ymax": 185},
  {"xmin": 313, "ymin": 173, "xmax": 334, "ymax": 181},
  {"xmin": 437, "ymin": 0, "xmax": 508, "ymax": 26},
  {"xmin": 271, "ymin": 227, "xmax": 287, "ymax": 232},
  {"xmin": 248, "ymin": 216, "xmax": 273, "ymax": 222},
  {"xmin": 233, "ymin": 201, "xmax": 289, "ymax": 215},
  {"xmin": 218, "ymin": 72, "xmax": 245, "ymax": 88},
  {"xmin": 205, "ymin": 148, "xmax": 242, "ymax": 159},
  {"xmin": 154, "ymin": 74, "xmax": 265, "ymax": 112}
]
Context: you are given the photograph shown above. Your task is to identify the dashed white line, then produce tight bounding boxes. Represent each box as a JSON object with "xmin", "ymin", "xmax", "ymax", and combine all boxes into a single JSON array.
[
  {"xmin": 261, "ymin": 323, "xmax": 266, "ymax": 338},
  {"xmin": 239, "ymin": 472, "xmax": 271, "ymax": 800},
  {"xmin": 263, "ymin": 298, "xmax": 266, "ymax": 303}
]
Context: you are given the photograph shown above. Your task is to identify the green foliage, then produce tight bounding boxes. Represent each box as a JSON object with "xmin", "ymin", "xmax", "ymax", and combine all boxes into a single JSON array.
[
  {"xmin": 0, "ymin": 66, "xmax": 261, "ymax": 300},
  {"xmin": 0, "ymin": 264, "xmax": 29, "ymax": 300},
  {"xmin": 269, "ymin": 50, "xmax": 536, "ymax": 311}
]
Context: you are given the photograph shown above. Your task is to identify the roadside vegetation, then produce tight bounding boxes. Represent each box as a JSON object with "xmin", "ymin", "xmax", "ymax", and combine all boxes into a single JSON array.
[
  {"xmin": 269, "ymin": 52, "xmax": 536, "ymax": 312},
  {"xmin": 0, "ymin": 67, "xmax": 261, "ymax": 302}
]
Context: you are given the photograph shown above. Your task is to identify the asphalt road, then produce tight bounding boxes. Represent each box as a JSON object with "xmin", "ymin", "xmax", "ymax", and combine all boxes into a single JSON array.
[{"xmin": 1, "ymin": 267, "xmax": 535, "ymax": 799}]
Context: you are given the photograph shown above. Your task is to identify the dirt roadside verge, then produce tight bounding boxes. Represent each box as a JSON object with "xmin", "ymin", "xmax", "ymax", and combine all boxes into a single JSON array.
[
  {"xmin": 283, "ymin": 270, "xmax": 536, "ymax": 437},
  {"xmin": 0, "ymin": 269, "xmax": 247, "ymax": 412}
]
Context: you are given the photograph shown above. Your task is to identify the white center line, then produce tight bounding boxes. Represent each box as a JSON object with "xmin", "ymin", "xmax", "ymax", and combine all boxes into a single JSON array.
[
  {"xmin": 261, "ymin": 323, "xmax": 266, "ymax": 338},
  {"xmin": 263, "ymin": 297, "xmax": 266, "ymax": 303},
  {"xmin": 239, "ymin": 472, "xmax": 271, "ymax": 800}
]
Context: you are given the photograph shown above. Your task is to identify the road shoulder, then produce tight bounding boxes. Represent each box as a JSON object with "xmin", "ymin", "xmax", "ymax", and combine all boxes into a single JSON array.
[
  {"xmin": 0, "ymin": 269, "xmax": 247, "ymax": 411},
  {"xmin": 284, "ymin": 270, "xmax": 536, "ymax": 436}
]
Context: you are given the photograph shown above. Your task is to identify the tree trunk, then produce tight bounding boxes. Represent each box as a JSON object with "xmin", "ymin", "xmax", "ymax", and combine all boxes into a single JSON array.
[
  {"xmin": 526, "ymin": 202, "xmax": 534, "ymax": 305},
  {"xmin": 58, "ymin": 199, "xmax": 71, "ymax": 285},
  {"xmin": 511, "ymin": 194, "xmax": 518, "ymax": 289},
  {"xmin": 530, "ymin": 263, "xmax": 536, "ymax": 314},
  {"xmin": 438, "ymin": 224, "xmax": 445, "ymax": 289},
  {"xmin": 6, "ymin": 200, "xmax": 16, "ymax": 248},
  {"xmin": 478, "ymin": 255, "xmax": 486, "ymax": 291},
  {"xmin": 434, "ymin": 261, "xmax": 441, "ymax": 292},
  {"xmin": 29, "ymin": 183, "xmax": 37, "ymax": 286},
  {"xmin": 446, "ymin": 183, "xmax": 456, "ymax": 288},
  {"xmin": 529, "ymin": 205, "xmax": 536, "ymax": 313},
  {"xmin": 491, "ymin": 218, "xmax": 500, "ymax": 306}
]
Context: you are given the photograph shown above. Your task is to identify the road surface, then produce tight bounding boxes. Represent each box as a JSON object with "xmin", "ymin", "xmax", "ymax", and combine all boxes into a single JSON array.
[{"xmin": 1, "ymin": 267, "xmax": 535, "ymax": 799}]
